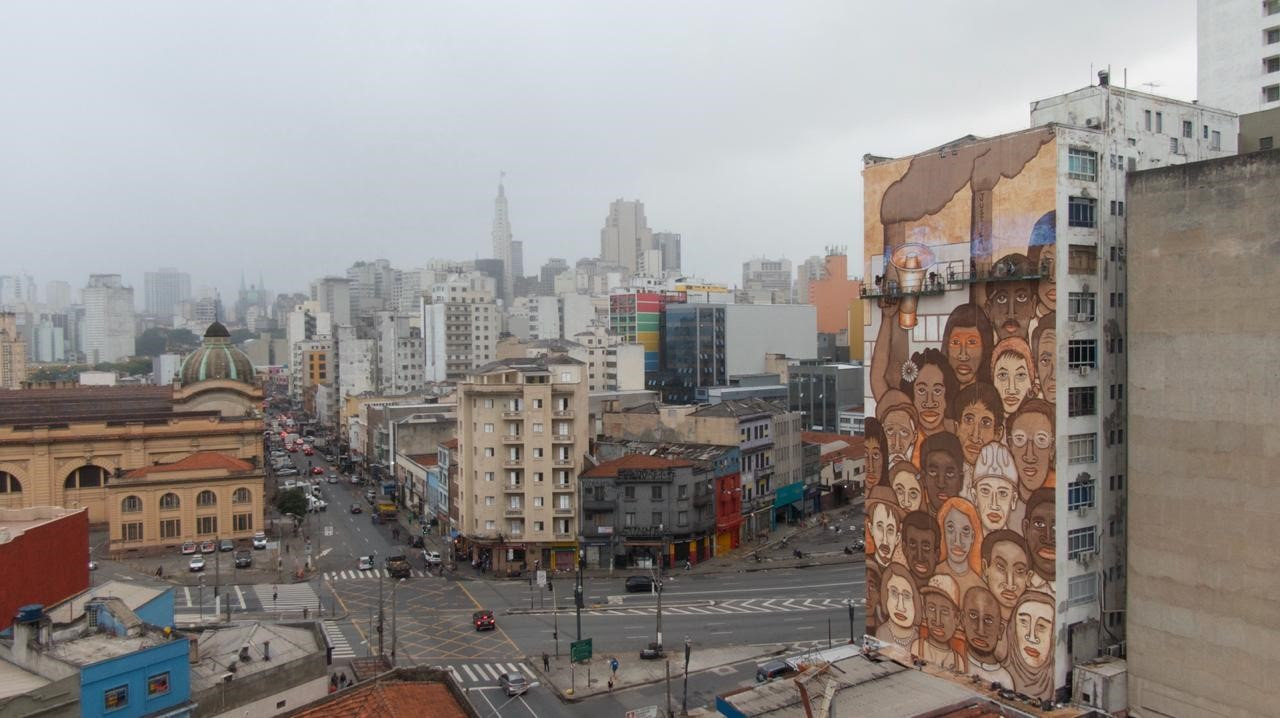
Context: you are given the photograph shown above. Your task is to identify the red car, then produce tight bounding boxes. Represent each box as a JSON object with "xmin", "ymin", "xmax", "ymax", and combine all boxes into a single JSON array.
[
  {"xmin": 473, "ymin": 610, "xmax": 496, "ymax": 631},
  {"xmin": 311, "ymin": 466, "xmax": 324, "ymax": 475}
]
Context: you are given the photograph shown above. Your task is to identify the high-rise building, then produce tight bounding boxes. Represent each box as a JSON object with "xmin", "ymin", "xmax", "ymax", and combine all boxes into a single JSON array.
[
  {"xmin": 742, "ymin": 258, "xmax": 793, "ymax": 303},
  {"xmin": 794, "ymin": 255, "xmax": 826, "ymax": 304},
  {"xmin": 456, "ymin": 355, "xmax": 589, "ymax": 573},
  {"xmin": 0, "ymin": 274, "xmax": 37, "ymax": 310},
  {"xmin": 654, "ymin": 232, "xmax": 682, "ymax": 274},
  {"xmin": 539, "ymin": 258, "xmax": 569, "ymax": 295},
  {"xmin": 0, "ymin": 313, "xmax": 27, "ymax": 389},
  {"xmin": 1198, "ymin": 0, "xmax": 1280, "ymax": 114},
  {"xmin": 510, "ymin": 240, "xmax": 524, "ymax": 287},
  {"xmin": 421, "ymin": 272, "xmax": 498, "ymax": 380},
  {"xmin": 310, "ymin": 276, "xmax": 352, "ymax": 326},
  {"xmin": 600, "ymin": 199, "xmax": 655, "ymax": 274},
  {"xmin": 44, "ymin": 280, "xmax": 71, "ymax": 311},
  {"xmin": 1122, "ymin": 149, "xmax": 1278, "ymax": 718},
  {"xmin": 609, "ymin": 290, "xmax": 686, "ymax": 380},
  {"xmin": 347, "ymin": 259, "xmax": 397, "ymax": 315},
  {"xmin": 860, "ymin": 79, "xmax": 1235, "ymax": 703},
  {"xmin": 491, "ymin": 178, "xmax": 515, "ymax": 305},
  {"xmin": 82, "ymin": 274, "xmax": 135, "ymax": 364},
  {"xmin": 143, "ymin": 268, "xmax": 191, "ymax": 318},
  {"xmin": 374, "ymin": 311, "xmax": 424, "ymax": 395}
]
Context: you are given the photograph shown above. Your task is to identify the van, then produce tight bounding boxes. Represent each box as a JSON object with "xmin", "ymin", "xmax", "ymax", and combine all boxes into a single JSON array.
[{"xmin": 756, "ymin": 660, "xmax": 795, "ymax": 683}]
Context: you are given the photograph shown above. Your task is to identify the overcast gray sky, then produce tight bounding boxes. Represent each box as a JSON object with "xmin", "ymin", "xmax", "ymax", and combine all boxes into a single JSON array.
[{"xmin": 1, "ymin": 1, "xmax": 1197, "ymax": 301}]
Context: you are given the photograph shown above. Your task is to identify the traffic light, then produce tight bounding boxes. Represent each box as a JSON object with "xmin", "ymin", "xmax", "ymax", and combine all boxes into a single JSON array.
[{"xmin": 574, "ymin": 586, "xmax": 584, "ymax": 609}]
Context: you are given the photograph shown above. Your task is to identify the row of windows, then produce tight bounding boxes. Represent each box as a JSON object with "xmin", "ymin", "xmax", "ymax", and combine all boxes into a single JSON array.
[
  {"xmin": 122, "ymin": 488, "xmax": 253, "ymax": 513},
  {"xmin": 121, "ymin": 513, "xmax": 254, "ymax": 542}
]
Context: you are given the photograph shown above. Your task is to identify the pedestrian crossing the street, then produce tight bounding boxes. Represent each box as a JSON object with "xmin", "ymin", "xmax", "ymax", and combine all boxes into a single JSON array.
[
  {"xmin": 442, "ymin": 661, "xmax": 535, "ymax": 687},
  {"xmin": 321, "ymin": 568, "xmax": 437, "ymax": 582},
  {"xmin": 254, "ymin": 583, "xmax": 320, "ymax": 612},
  {"xmin": 590, "ymin": 597, "xmax": 862, "ymax": 616},
  {"xmin": 323, "ymin": 620, "xmax": 356, "ymax": 659}
]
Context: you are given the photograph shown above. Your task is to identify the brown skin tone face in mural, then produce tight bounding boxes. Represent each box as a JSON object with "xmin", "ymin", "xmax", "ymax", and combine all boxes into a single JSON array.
[
  {"xmin": 943, "ymin": 304, "xmax": 995, "ymax": 389},
  {"xmin": 921, "ymin": 432, "xmax": 965, "ymax": 515},
  {"xmin": 901, "ymin": 511, "xmax": 940, "ymax": 584},
  {"xmin": 1008, "ymin": 399, "xmax": 1055, "ymax": 499},
  {"xmin": 954, "ymin": 383, "xmax": 1004, "ymax": 468},
  {"xmin": 1023, "ymin": 488, "xmax": 1056, "ymax": 582},
  {"xmin": 981, "ymin": 530, "xmax": 1031, "ymax": 617},
  {"xmin": 1032, "ymin": 315, "xmax": 1056, "ymax": 403}
]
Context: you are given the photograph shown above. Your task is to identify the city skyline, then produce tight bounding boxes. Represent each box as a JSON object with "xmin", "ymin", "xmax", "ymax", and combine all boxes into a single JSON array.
[{"xmin": 2, "ymin": 2, "xmax": 1198, "ymax": 301}]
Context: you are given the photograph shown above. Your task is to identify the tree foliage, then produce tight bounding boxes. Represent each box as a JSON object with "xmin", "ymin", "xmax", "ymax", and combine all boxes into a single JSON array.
[
  {"xmin": 136, "ymin": 327, "xmax": 202, "ymax": 357},
  {"xmin": 274, "ymin": 487, "xmax": 308, "ymax": 517}
]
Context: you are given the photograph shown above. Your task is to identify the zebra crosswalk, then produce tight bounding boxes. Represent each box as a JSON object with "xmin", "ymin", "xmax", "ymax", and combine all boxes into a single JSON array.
[
  {"xmin": 254, "ymin": 583, "xmax": 320, "ymax": 612},
  {"xmin": 323, "ymin": 620, "xmax": 357, "ymax": 659},
  {"xmin": 591, "ymin": 597, "xmax": 862, "ymax": 616},
  {"xmin": 442, "ymin": 661, "xmax": 535, "ymax": 687},
  {"xmin": 321, "ymin": 568, "xmax": 437, "ymax": 581}
]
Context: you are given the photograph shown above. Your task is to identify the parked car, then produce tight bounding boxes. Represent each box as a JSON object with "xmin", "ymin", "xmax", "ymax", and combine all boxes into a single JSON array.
[
  {"xmin": 350, "ymin": 503, "xmax": 363, "ymax": 514},
  {"xmin": 625, "ymin": 575, "xmax": 656, "ymax": 593},
  {"xmin": 473, "ymin": 610, "xmax": 496, "ymax": 631},
  {"xmin": 423, "ymin": 550, "xmax": 442, "ymax": 566},
  {"xmin": 498, "ymin": 672, "xmax": 527, "ymax": 696},
  {"xmin": 358, "ymin": 555, "xmax": 375, "ymax": 571},
  {"xmin": 181, "ymin": 541, "xmax": 198, "ymax": 555},
  {"xmin": 327, "ymin": 474, "xmax": 339, "ymax": 484},
  {"xmin": 189, "ymin": 555, "xmax": 206, "ymax": 572},
  {"xmin": 219, "ymin": 538, "xmax": 235, "ymax": 552},
  {"xmin": 252, "ymin": 532, "xmax": 268, "ymax": 550},
  {"xmin": 311, "ymin": 466, "xmax": 324, "ymax": 475},
  {"xmin": 199, "ymin": 540, "xmax": 217, "ymax": 554},
  {"xmin": 756, "ymin": 660, "xmax": 795, "ymax": 683},
  {"xmin": 277, "ymin": 467, "xmax": 299, "ymax": 476},
  {"xmin": 234, "ymin": 550, "xmax": 252, "ymax": 568}
]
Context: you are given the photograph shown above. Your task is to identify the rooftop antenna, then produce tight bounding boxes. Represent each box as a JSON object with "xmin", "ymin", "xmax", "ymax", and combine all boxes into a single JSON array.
[{"xmin": 1140, "ymin": 81, "xmax": 1162, "ymax": 93}]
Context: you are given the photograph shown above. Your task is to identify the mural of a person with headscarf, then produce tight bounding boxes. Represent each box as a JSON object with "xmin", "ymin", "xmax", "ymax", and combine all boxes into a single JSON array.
[{"xmin": 1003, "ymin": 590, "xmax": 1056, "ymax": 700}]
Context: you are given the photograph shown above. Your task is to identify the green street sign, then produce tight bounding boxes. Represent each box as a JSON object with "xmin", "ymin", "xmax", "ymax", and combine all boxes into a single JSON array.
[{"xmin": 570, "ymin": 638, "xmax": 593, "ymax": 663}]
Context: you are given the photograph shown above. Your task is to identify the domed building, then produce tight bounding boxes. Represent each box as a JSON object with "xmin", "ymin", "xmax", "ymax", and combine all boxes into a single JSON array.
[{"xmin": 173, "ymin": 322, "xmax": 262, "ymax": 417}]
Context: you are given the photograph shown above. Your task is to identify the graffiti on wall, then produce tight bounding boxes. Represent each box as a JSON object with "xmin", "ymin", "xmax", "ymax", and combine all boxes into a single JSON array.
[{"xmin": 863, "ymin": 128, "xmax": 1058, "ymax": 700}]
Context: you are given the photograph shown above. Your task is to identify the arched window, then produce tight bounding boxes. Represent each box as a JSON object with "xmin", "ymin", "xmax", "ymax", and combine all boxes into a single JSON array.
[
  {"xmin": 0, "ymin": 472, "xmax": 21, "ymax": 494},
  {"xmin": 64, "ymin": 465, "xmax": 109, "ymax": 489},
  {"xmin": 196, "ymin": 490, "xmax": 217, "ymax": 507},
  {"xmin": 232, "ymin": 488, "xmax": 251, "ymax": 504},
  {"xmin": 121, "ymin": 495, "xmax": 142, "ymax": 513},
  {"xmin": 159, "ymin": 493, "xmax": 180, "ymax": 510}
]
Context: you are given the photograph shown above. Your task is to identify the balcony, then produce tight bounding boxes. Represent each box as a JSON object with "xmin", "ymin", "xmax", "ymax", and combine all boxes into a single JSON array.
[
  {"xmin": 502, "ymin": 410, "xmax": 523, "ymax": 418},
  {"xmin": 553, "ymin": 458, "xmax": 574, "ymax": 467},
  {"xmin": 583, "ymin": 497, "xmax": 613, "ymax": 511},
  {"xmin": 503, "ymin": 459, "xmax": 523, "ymax": 468},
  {"xmin": 553, "ymin": 409, "xmax": 575, "ymax": 418},
  {"xmin": 860, "ymin": 276, "xmax": 947, "ymax": 299},
  {"xmin": 553, "ymin": 506, "xmax": 574, "ymax": 516},
  {"xmin": 503, "ymin": 484, "xmax": 524, "ymax": 494},
  {"xmin": 504, "ymin": 507, "xmax": 525, "ymax": 516},
  {"xmin": 693, "ymin": 493, "xmax": 712, "ymax": 508},
  {"xmin": 553, "ymin": 532, "xmax": 575, "ymax": 540},
  {"xmin": 502, "ymin": 434, "xmax": 523, "ymax": 444},
  {"xmin": 552, "ymin": 434, "xmax": 574, "ymax": 443}
]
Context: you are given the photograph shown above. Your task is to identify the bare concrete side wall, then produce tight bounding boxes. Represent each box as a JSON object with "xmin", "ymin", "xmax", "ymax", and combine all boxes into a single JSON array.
[{"xmin": 1125, "ymin": 150, "xmax": 1280, "ymax": 718}]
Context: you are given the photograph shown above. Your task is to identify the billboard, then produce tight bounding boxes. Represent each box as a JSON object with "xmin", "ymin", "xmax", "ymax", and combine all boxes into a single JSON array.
[{"xmin": 863, "ymin": 127, "xmax": 1059, "ymax": 701}]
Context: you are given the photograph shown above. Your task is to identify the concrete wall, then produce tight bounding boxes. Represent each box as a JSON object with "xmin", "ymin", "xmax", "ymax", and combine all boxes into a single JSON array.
[
  {"xmin": 724, "ymin": 304, "xmax": 817, "ymax": 376},
  {"xmin": 1125, "ymin": 150, "xmax": 1280, "ymax": 717},
  {"xmin": 0, "ymin": 673, "xmax": 80, "ymax": 718}
]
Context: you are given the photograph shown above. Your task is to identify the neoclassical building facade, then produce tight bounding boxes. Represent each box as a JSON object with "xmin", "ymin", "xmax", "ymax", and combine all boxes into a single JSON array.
[{"xmin": 0, "ymin": 322, "xmax": 265, "ymax": 555}]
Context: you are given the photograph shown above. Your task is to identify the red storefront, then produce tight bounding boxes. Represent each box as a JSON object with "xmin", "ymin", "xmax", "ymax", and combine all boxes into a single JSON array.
[{"xmin": 713, "ymin": 472, "xmax": 742, "ymax": 556}]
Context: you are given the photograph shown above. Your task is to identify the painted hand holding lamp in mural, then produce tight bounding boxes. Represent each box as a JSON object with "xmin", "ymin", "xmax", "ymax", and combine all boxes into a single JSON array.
[{"xmin": 889, "ymin": 242, "xmax": 937, "ymax": 330}]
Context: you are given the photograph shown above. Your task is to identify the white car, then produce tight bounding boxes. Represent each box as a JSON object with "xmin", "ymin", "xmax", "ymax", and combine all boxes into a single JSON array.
[
  {"xmin": 423, "ymin": 550, "xmax": 442, "ymax": 566},
  {"xmin": 189, "ymin": 555, "xmax": 206, "ymax": 572},
  {"xmin": 252, "ymin": 532, "xmax": 268, "ymax": 550},
  {"xmin": 358, "ymin": 555, "xmax": 375, "ymax": 570}
]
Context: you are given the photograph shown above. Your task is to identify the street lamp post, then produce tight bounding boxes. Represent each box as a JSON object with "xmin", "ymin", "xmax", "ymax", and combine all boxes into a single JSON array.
[
  {"xmin": 682, "ymin": 637, "xmax": 691, "ymax": 716},
  {"xmin": 574, "ymin": 549, "xmax": 584, "ymax": 641},
  {"xmin": 847, "ymin": 599, "xmax": 857, "ymax": 644},
  {"xmin": 551, "ymin": 579, "xmax": 560, "ymax": 658},
  {"xmin": 198, "ymin": 575, "xmax": 206, "ymax": 624},
  {"xmin": 391, "ymin": 578, "xmax": 404, "ymax": 664},
  {"xmin": 377, "ymin": 554, "xmax": 385, "ymax": 657}
]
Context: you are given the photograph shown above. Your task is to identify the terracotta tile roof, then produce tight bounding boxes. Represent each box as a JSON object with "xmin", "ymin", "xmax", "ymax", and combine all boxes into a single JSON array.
[
  {"xmin": 440, "ymin": 438, "xmax": 459, "ymax": 449},
  {"xmin": 406, "ymin": 453, "xmax": 438, "ymax": 467},
  {"xmin": 582, "ymin": 452, "xmax": 695, "ymax": 477},
  {"xmin": 801, "ymin": 432, "xmax": 865, "ymax": 463},
  {"xmin": 288, "ymin": 681, "xmax": 468, "ymax": 718},
  {"xmin": 123, "ymin": 452, "xmax": 254, "ymax": 478}
]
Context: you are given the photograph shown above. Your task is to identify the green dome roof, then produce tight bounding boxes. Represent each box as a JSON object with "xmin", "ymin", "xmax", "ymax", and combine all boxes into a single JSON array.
[{"xmin": 179, "ymin": 323, "xmax": 254, "ymax": 385}]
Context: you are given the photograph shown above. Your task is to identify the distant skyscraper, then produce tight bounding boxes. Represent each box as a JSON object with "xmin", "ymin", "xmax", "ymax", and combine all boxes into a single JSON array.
[
  {"xmin": 794, "ymin": 255, "xmax": 825, "ymax": 304},
  {"xmin": 491, "ymin": 176, "xmax": 515, "ymax": 305},
  {"xmin": 346, "ymin": 259, "xmax": 396, "ymax": 315},
  {"xmin": 510, "ymin": 240, "xmax": 524, "ymax": 285},
  {"xmin": 742, "ymin": 257, "xmax": 793, "ymax": 303},
  {"xmin": 309, "ymin": 277, "xmax": 351, "ymax": 327},
  {"xmin": 539, "ymin": 258, "xmax": 568, "ymax": 295},
  {"xmin": 82, "ymin": 274, "xmax": 135, "ymax": 363},
  {"xmin": 44, "ymin": 280, "xmax": 71, "ymax": 311},
  {"xmin": 654, "ymin": 232, "xmax": 682, "ymax": 274},
  {"xmin": 0, "ymin": 274, "xmax": 36, "ymax": 309},
  {"xmin": 0, "ymin": 312, "xmax": 27, "ymax": 389},
  {"xmin": 600, "ymin": 199, "xmax": 655, "ymax": 274},
  {"xmin": 144, "ymin": 267, "xmax": 191, "ymax": 317}
]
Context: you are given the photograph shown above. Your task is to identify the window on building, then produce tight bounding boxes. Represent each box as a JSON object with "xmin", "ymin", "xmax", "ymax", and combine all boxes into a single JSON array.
[
  {"xmin": 483, "ymin": 423, "xmax": 494, "ymax": 433},
  {"xmin": 678, "ymin": 484, "xmax": 688, "ymax": 499},
  {"xmin": 232, "ymin": 488, "xmax": 251, "ymax": 504},
  {"xmin": 121, "ymin": 522, "xmax": 143, "ymax": 542},
  {"xmin": 160, "ymin": 519, "xmax": 181, "ymax": 539},
  {"xmin": 624, "ymin": 512, "xmax": 635, "ymax": 526},
  {"xmin": 484, "ymin": 495, "xmax": 495, "ymax": 506},
  {"xmin": 1067, "ymin": 148, "xmax": 1098, "ymax": 181},
  {"xmin": 1067, "ymin": 573, "xmax": 1097, "ymax": 604},
  {"xmin": 1068, "ymin": 386, "xmax": 1096, "ymax": 416},
  {"xmin": 1068, "ymin": 244, "xmax": 1098, "ymax": 275},
  {"xmin": 1269, "ymin": 0, "xmax": 1280, "ymax": 16},
  {"xmin": 104, "ymin": 685, "xmax": 129, "ymax": 711},
  {"xmin": 1068, "ymin": 196, "xmax": 1096, "ymax": 227},
  {"xmin": 1262, "ymin": 136, "xmax": 1275, "ymax": 150},
  {"xmin": 197, "ymin": 516, "xmax": 217, "ymax": 534},
  {"xmin": 233, "ymin": 513, "xmax": 252, "ymax": 532},
  {"xmin": 1169, "ymin": 136, "xmax": 1179, "ymax": 153},
  {"xmin": 1267, "ymin": 85, "xmax": 1280, "ymax": 103},
  {"xmin": 533, "ymin": 520, "xmax": 544, "ymax": 532},
  {"xmin": 1067, "ymin": 339, "xmax": 1097, "ymax": 369},
  {"xmin": 1068, "ymin": 291, "xmax": 1095, "ymax": 321},
  {"xmin": 651, "ymin": 486, "xmax": 663, "ymax": 500},
  {"xmin": 1068, "ymin": 433, "xmax": 1097, "ymax": 464},
  {"xmin": 1182, "ymin": 120, "xmax": 1193, "ymax": 138},
  {"xmin": 1155, "ymin": 111, "xmax": 1163, "ymax": 134},
  {"xmin": 652, "ymin": 512, "xmax": 663, "ymax": 526},
  {"xmin": 485, "ymin": 520, "xmax": 495, "ymax": 531},
  {"xmin": 159, "ymin": 492, "xmax": 180, "ymax": 510},
  {"xmin": 121, "ymin": 495, "xmax": 142, "ymax": 513},
  {"xmin": 1068, "ymin": 475, "xmax": 1095, "ymax": 509},
  {"xmin": 677, "ymin": 510, "xmax": 688, "ymax": 526},
  {"xmin": 532, "ymin": 448, "xmax": 544, "ymax": 459},
  {"xmin": 1268, "ymin": 26, "xmax": 1280, "ymax": 44},
  {"xmin": 64, "ymin": 465, "xmax": 108, "ymax": 489},
  {"xmin": 1068, "ymin": 526, "xmax": 1097, "ymax": 558},
  {"xmin": 1143, "ymin": 109, "xmax": 1152, "ymax": 131},
  {"xmin": 0, "ymin": 472, "xmax": 20, "ymax": 494},
  {"xmin": 624, "ymin": 485, "xmax": 636, "ymax": 500},
  {"xmin": 197, "ymin": 490, "xmax": 217, "ymax": 507},
  {"xmin": 1267, "ymin": 56, "xmax": 1280, "ymax": 74}
]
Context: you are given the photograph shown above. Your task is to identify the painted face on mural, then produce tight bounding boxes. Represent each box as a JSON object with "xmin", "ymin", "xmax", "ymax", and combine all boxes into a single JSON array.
[
  {"xmin": 882, "ymin": 409, "xmax": 916, "ymax": 464},
  {"xmin": 1037, "ymin": 257, "xmax": 1056, "ymax": 311},
  {"xmin": 1009, "ymin": 412, "xmax": 1053, "ymax": 494},
  {"xmin": 986, "ymin": 281, "xmax": 1036, "ymax": 341},
  {"xmin": 963, "ymin": 586, "xmax": 1003, "ymax": 659},
  {"xmin": 1023, "ymin": 499, "xmax": 1056, "ymax": 580},
  {"xmin": 993, "ymin": 352, "xmax": 1033, "ymax": 415},
  {"xmin": 891, "ymin": 468, "xmax": 923, "ymax": 512},
  {"xmin": 923, "ymin": 593, "xmax": 960, "ymax": 647},
  {"xmin": 923, "ymin": 449, "xmax": 963, "ymax": 513},
  {"xmin": 946, "ymin": 326, "xmax": 984, "ymax": 387},
  {"xmin": 1036, "ymin": 329, "xmax": 1056, "ymax": 400},
  {"xmin": 973, "ymin": 476, "xmax": 1018, "ymax": 533},
  {"xmin": 885, "ymin": 573, "xmax": 917, "ymax": 629},
  {"xmin": 959, "ymin": 398, "xmax": 1001, "ymax": 466},
  {"xmin": 943, "ymin": 506, "xmax": 976, "ymax": 571},
  {"xmin": 865, "ymin": 438, "xmax": 884, "ymax": 487},
  {"xmin": 1015, "ymin": 599, "xmax": 1054, "ymax": 668},
  {"xmin": 912, "ymin": 363, "xmax": 948, "ymax": 432},
  {"xmin": 984, "ymin": 538, "xmax": 1030, "ymax": 612},
  {"xmin": 902, "ymin": 517, "xmax": 939, "ymax": 583},
  {"xmin": 870, "ymin": 502, "xmax": 901, "ymax": 566}
]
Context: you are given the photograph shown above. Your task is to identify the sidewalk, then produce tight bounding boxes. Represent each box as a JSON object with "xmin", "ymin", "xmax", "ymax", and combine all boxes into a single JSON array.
[{"xmin": 530, "ymin": 643, "xmax": 788, "ymax": 702}]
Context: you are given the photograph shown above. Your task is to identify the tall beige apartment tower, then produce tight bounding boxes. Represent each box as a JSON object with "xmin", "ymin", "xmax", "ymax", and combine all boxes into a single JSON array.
[
  {"xmin": 0, "ymin": 312, "xmax": 27, "ymax": 389},
  {"xmin": 457, "ymin": 355, "xmax": 589, "ymax": 574}
]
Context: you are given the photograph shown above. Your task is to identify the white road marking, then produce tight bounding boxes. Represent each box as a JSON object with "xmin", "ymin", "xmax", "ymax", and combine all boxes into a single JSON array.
[
  {"xmin": 461, "ymin": 664, "xmax": 478, "ymax": 682},
  {"xmin": 183, "ymin": 587, "xmax": 192, "ymax": 607},
  {"xmin": 235, "ymin": 585, "xmax": 246, "ymax": 609}
]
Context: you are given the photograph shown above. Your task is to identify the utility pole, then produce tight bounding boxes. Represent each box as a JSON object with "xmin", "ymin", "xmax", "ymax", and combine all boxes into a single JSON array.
[
  {"xmin": 682, "ymin": 637, "xmax": 691, "ymax": 717},
  {"xmin": 665, "ymin": 659, "xmax": 672, "ymax": 718},
  {"xmin": 655, "ymin": 533, "xmax": 666, "ymax": 651},
  {"xmin": 214, "ymin": 535, "xmax": 221, "ymax": 599},
  {"xmin": 574, "ymin": 549, "xmax": 584, "ymax": 641},
  {"xmin": 847, "ymin": 600, "xmax": 856, "ymax": 644},
  {"xmin": 391, "ymin": 578, "xmax": 402, "ymax": 664},
  {"xmin": 377, "ymin": 558, "xmax": 385, "ymax": 657},
  {"xmin": 551, "ymin": 580, "xmax": 560, "ymax": 658}
]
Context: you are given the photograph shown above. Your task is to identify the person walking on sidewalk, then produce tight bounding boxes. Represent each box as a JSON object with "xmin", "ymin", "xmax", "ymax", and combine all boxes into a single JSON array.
[{"xmin": 542, "ymin": 652, "xmax": 550, "ymax": 671}]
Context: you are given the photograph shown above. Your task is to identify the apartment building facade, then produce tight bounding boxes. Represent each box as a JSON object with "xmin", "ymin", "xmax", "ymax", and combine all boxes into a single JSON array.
[{"xmin": 456, "ymin": 356, "xmax": 589, "ymax": 573}]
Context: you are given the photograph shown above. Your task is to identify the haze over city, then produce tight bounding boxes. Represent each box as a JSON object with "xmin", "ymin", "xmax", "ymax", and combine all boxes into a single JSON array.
[{"xmin": 2, "ymin": 1, "xmax": 1197, "ymax": 298}]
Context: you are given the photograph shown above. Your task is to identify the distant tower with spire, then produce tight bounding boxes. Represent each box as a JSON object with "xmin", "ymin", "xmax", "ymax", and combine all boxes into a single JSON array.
[{"xmin": 491, "ymin": 172, "xmax": 514, "ymax": 305}]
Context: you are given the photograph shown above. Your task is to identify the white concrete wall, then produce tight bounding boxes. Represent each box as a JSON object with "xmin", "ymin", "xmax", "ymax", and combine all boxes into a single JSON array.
[{"xmin": 1198, "ymin": 0, "xmax": 1280, "ymax": 114}]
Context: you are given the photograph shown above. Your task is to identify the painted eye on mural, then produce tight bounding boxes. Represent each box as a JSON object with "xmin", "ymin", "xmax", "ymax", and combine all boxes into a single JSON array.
[{"xmin": 1016, "ymin": 289, "xmax": 1030, "ymax": 303}]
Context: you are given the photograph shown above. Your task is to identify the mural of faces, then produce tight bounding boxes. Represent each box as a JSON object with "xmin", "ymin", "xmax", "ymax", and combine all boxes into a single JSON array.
[
  {"xmin": 962, "ymin": 585, "xmax": 1003, "ymax": 661},
  {"xmin": 890, "ymin": 463, "xmax": 923, "ymax": 512},
  {"xmin": 864, "ymin": 418, "xmax": 887, "ymax": 488},
  {"xmin": 939, "ymin": 498, "xmax": 980, "ymax": 576},
  {"xmin": 881, "ymin": 407, "xmax": 917, "ymax": 465},
  {"xmin": 869, "ymin": 499, "xmax": 902, "ymax": 568},
  {"xmin": 1008, "ymin": 400, "xmax": 1055, "ymax": 498},
  {"xmin": 901, "ymin": 511, "xmax": 940, "ymax": 583},
  {"xmin": 1033, "ymin": 316, "xmax": 1056, "ymax": 402},
  {"xmin": 885, "ymin": 570, "xmax": 918, "ymax": 630},
  {"xmin": 982, "ymin": 531, "xmax": 1031, "ymax": 616},
  {"xmin": 955, "ymin": 383, "xmax": 1004, "ymax": 468},
  {"xmin": 992, "ymin": 338, "xmax": 1036, "ymax": 416},
  {"xmin": 923, "ymin": 591, "xmax": 960, "ymax": 648},
  {"xmin": 1023, "ymin": 489, "xmax": 1056, "ymax": 581},
  {"xmin": 921, "ymin": 433, "xmax": 965, "ymax": 514},
  {"xmin": 986, "ymin": 279, "xmax": 1036, "ymax": 342}
]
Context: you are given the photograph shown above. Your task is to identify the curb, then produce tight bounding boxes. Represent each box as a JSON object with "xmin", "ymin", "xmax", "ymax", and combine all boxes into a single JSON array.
[{"xmin": 505, "ymin": 599, "xmax": 716, "ymax": 616}]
